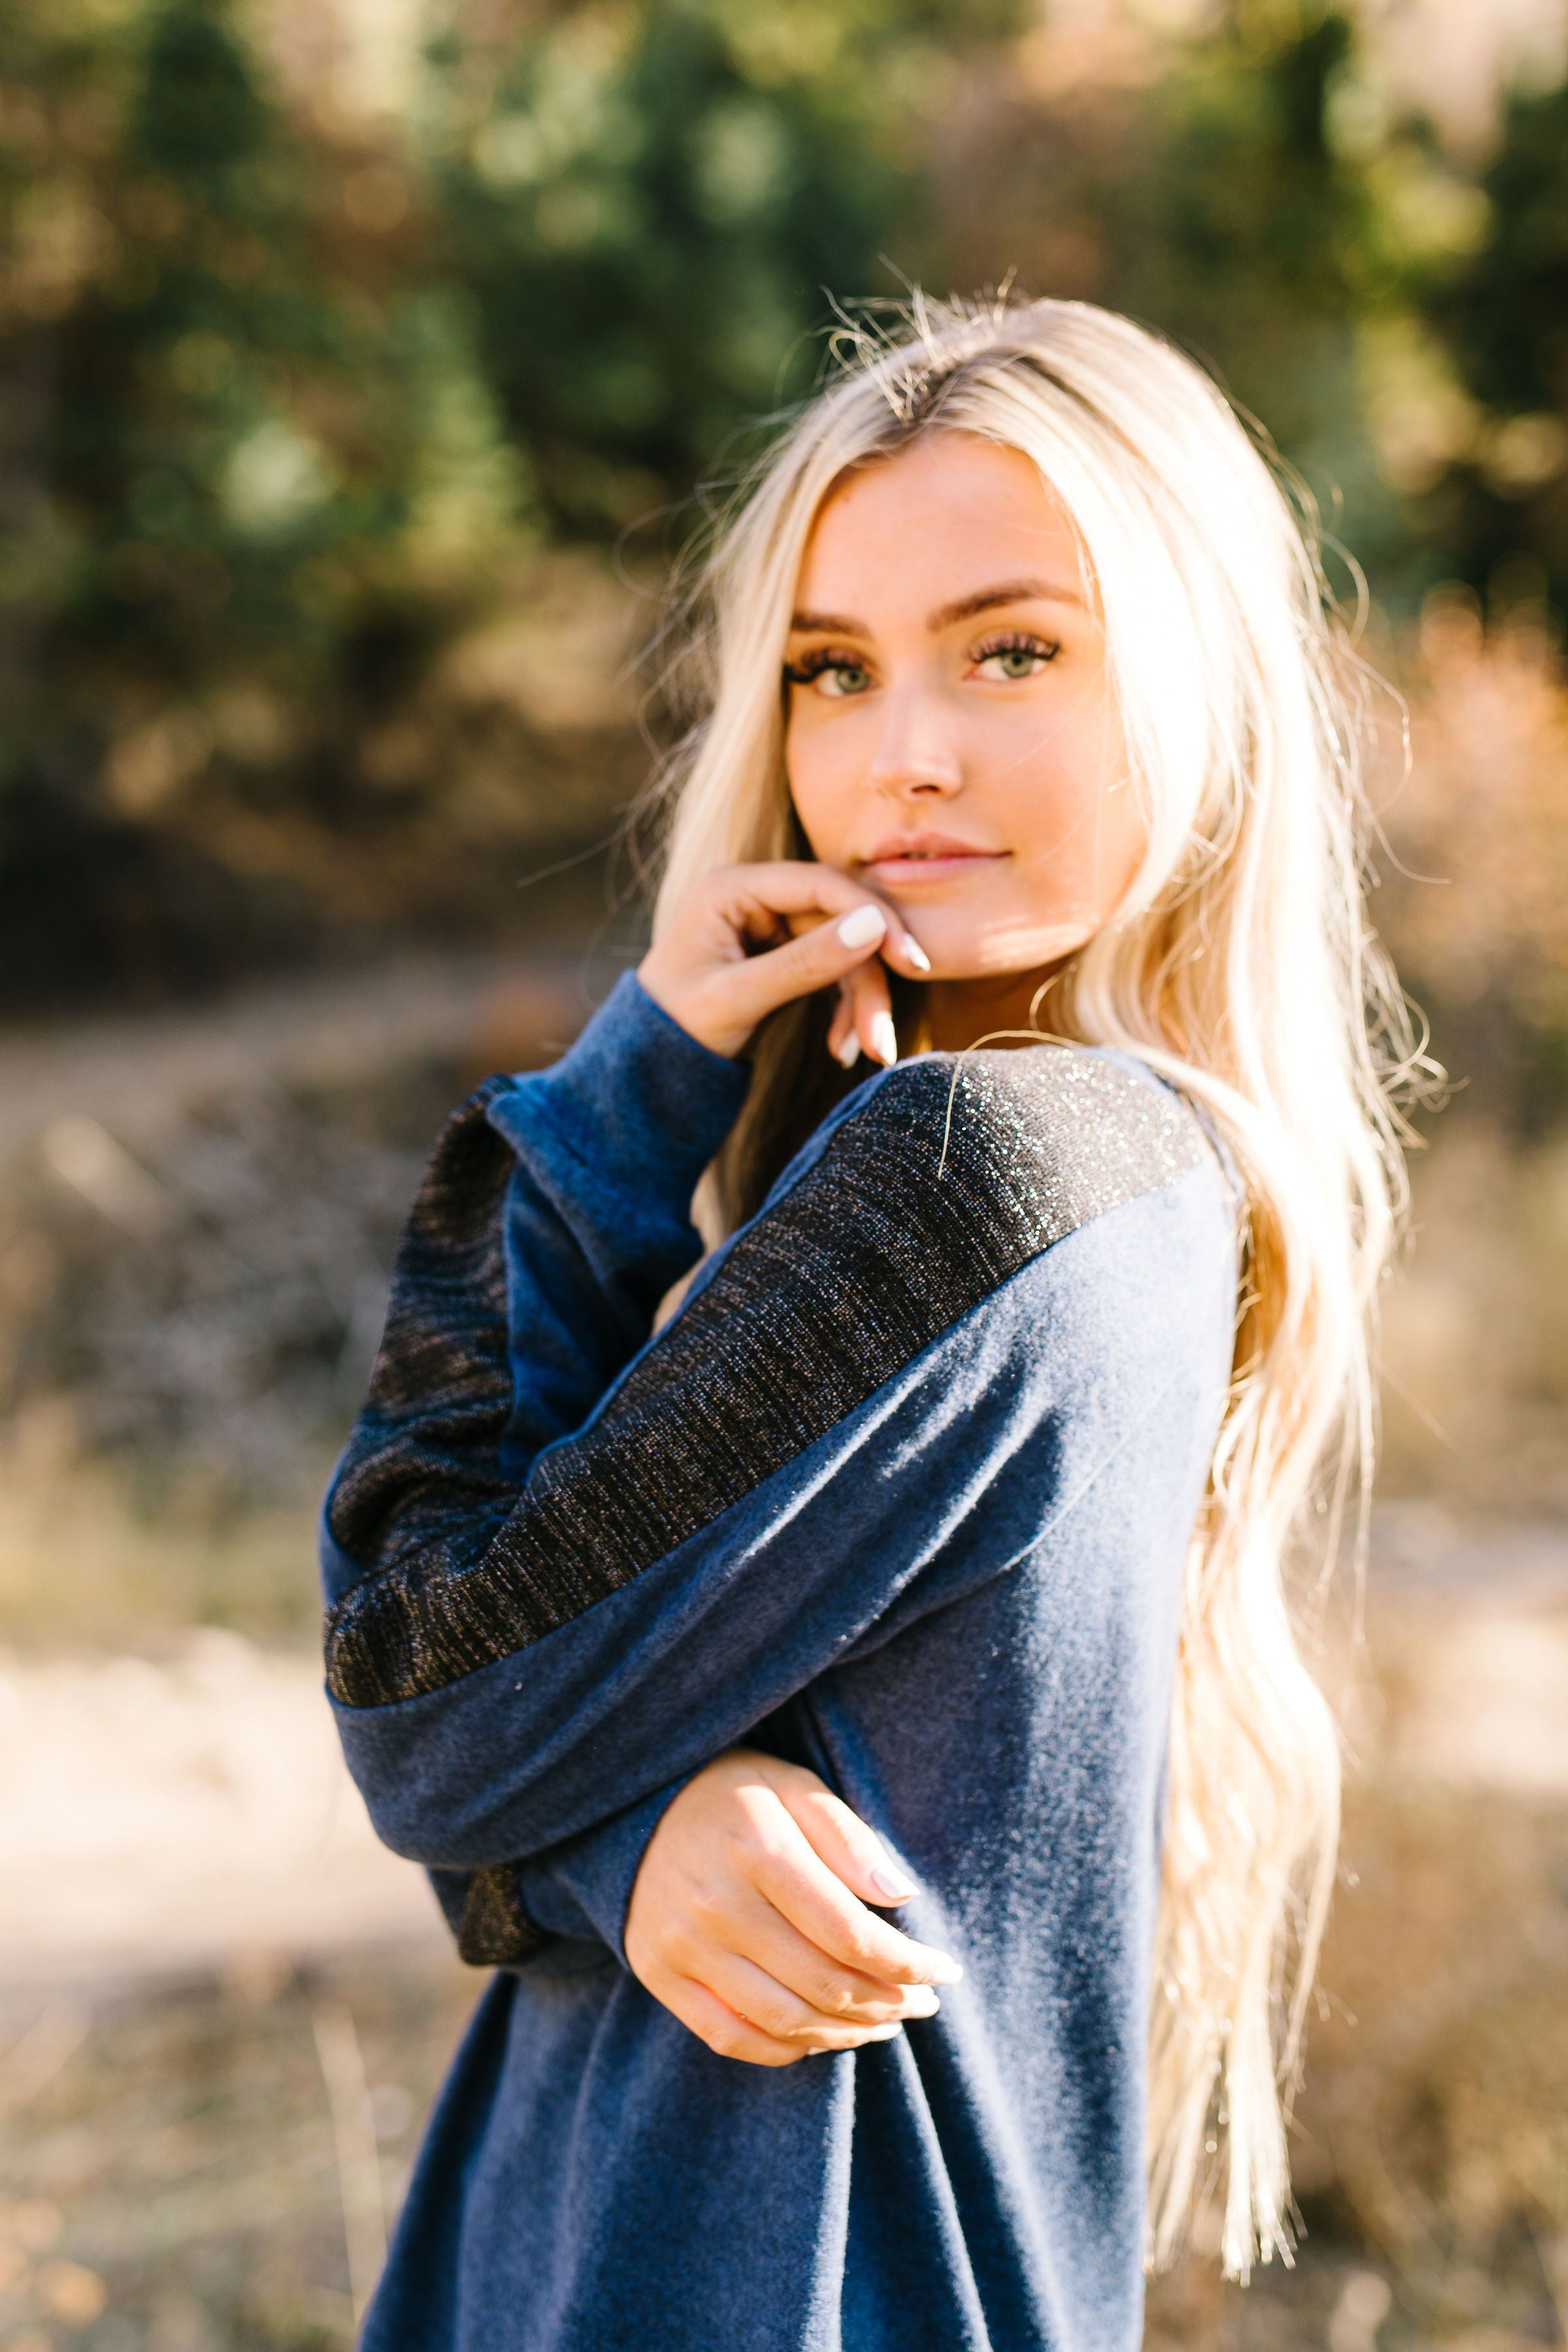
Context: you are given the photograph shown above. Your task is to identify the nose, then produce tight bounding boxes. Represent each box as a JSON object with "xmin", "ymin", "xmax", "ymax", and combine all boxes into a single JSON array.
[{"xmin": 865, "ymin": 683, "xmax": 964, "ymax": 798}]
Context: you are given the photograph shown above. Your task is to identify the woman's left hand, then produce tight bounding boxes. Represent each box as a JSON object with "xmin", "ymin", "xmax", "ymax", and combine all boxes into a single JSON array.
[{"xmin": 623, "ymin": 1748, "xmax": 962, "ymax": 2066}]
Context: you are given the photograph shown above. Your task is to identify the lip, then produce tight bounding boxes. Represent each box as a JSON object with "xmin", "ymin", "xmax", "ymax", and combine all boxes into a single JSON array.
[{"xmin": 857, "ymin": 832, "xmax": 1009, "ymax": 886}]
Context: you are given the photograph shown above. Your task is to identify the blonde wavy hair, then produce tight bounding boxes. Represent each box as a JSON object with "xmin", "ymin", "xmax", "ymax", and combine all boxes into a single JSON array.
[{"xmin": 638, "ymin": 291, "xmax": 1422, "ymax": 2279}]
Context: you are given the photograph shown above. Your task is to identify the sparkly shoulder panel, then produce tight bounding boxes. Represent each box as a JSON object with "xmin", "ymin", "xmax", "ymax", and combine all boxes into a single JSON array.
[{"xmin": 325, "ymin": 1049, "xmax": 1210, "ymax": 1710}]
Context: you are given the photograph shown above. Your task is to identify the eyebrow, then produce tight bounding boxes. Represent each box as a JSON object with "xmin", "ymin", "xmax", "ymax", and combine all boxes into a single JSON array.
[{"xmin": 788, "ymin": 576, "xmax": 1083, "ymax": 637}]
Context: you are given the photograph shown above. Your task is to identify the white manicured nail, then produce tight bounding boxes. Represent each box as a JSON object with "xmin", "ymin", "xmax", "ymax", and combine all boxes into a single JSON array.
[
  {"xmin": 870, "ymin": 1012, "xmax": 898, "ymax": 1066},
  {"xmin": 835, "ymin": 1035, "xmax": 862, "ymax": 1070},
  {"xmin": 900, "ymin": 1989, "xmax": 941, "ymax": 2018},
  {"xmin": 902, "ymin": 931, "xmax": 931, "ymax": 972},
  {"xmin": 836, "ymin": 904, "xmax": 887, "ymax": 950},
  {"xmin": 871, "ymin": 1863, "xmax": 916, "ymax": 1902}
]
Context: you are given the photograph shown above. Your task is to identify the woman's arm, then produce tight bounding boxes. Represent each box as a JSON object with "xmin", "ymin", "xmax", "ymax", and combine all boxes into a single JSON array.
[
  {"xmin": 318, "ymin": 968, "xmax": 751, "ymax": 1615},
  {"xmin": 320, "ymin": 858, "xmax": 930, "ymax": 1614},
  {"xmin": 321, "ymin": 865, "xmax": 928, "ymax": 1968},
  {"xmin": 323, "ymin": 1030, "xmax": 1217, "ymax": 1964}
]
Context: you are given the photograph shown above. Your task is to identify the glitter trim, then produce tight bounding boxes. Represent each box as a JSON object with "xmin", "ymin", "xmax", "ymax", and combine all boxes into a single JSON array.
[
  {"xmin": 455, "ymin": 1863, "xmax": 551, "ymax": 1967},
  {"xmin": 325, "ymin": 1050, "xmax": 1209, "ymax": 1710}
]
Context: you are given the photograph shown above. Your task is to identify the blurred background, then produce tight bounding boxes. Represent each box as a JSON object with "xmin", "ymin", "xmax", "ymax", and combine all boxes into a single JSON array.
[{"xmin": 0, "ymin": 0, "xmax": 1565, "ymax": 2344}]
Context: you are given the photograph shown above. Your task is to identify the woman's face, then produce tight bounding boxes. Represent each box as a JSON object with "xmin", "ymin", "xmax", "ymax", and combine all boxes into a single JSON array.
[{"xmin": 784, "ymin": 431, "xmax": 1146, "ymax": 985}]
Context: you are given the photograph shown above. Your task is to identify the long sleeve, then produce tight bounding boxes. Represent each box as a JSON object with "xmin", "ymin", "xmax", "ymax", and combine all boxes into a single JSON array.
[
  {"xmin": 322, "ymin": 1032, "xmax": 1230, "ymax": 1968},
  {"xmin": 319, "ymin": 968, "xmax": 750, "ymax": 1959}
]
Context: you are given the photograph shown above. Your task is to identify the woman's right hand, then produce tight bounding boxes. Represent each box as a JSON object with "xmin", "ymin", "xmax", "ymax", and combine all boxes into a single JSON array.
[
  {"xmin": 636, "ymin": 860, "xmax": 930, "ymax": 1067},
  {"xmin": 623, "ymin": 1748, "xmax": 962, "ymax": 2068}
]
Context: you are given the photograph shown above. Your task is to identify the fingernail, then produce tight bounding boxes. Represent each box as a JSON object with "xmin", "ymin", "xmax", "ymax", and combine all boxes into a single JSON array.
[
  {"xmin": 926, "ymin": 1956, "xmax": 964, "ymax": 1985},
  {"xmin": 870, "ymin": 1863, "xmax": 917, "ymax": 1903},
  {"xmin": 900, "ymin": 1988, "xmax": 941, "ymax": 2018},
  {"xmin": 870, "ymin": 1011, "xmax": 898, "ymax": 1066},
  {"xmin": 836, "ymin": 904, "xmax": 887, "ymax": 951},
  {"xmin": 902, "ymin": 931, "xmax": 931, "ymax": 973},
  {"xmin": 835, "ymin": 1035, "xmax": 862, "ymax": 1070},
  {"xmin": 864, "ymin": 2023, "xmax": 904, "ymax": 2042}
]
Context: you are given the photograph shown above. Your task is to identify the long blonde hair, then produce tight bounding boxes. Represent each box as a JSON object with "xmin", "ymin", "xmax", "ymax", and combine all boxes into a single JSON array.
[{"xmin": 640, "ymin": 292, "xmax": 1423, "ymax": 2279}]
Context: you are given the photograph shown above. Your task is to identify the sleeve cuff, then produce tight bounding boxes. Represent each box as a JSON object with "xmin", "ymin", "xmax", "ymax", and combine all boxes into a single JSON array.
[
  {"xmin": 491, "ymin": 970, "xmax": 751, "ymax": 1202},
  {"xmin": 512, "ymin": 1770, "xmax": 698, "ymax": 1967}
]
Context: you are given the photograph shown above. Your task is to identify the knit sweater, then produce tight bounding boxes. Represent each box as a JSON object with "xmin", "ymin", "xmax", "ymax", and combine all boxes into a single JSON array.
[{"xmin": 319, "ymin": 970, "xmax": 1237, "ymax": 2352}]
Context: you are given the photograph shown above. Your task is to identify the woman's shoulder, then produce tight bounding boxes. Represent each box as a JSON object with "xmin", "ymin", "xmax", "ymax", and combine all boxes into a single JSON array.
[
  {"xmin": 666, "ymin": 1039, "xmax": 1232, "ymax": 1373},
  {"xmin": 760, "ymin": 1038, "xmax": 1223, "ymax": 1256}
]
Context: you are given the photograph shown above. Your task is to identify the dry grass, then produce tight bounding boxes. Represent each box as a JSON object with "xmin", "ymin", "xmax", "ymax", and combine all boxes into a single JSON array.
[
  {"xmin": 1374, "ymin": 597, "xmax": 1568, "ymax": 1026},
  {"xmin": 0, "ymin": 1944, "xmax": 475, "ymax": 2352},
  {"xmin": 0, "ymin": 1415, "xmax": 326, "ymax": 1650},
  {"xmin": 1147, "ymin": 1778, "xmax": 1568, "ymax": 2352},
  {"xmin": 1378, "ymin": 1120, "xmax": 1568, "ymax": 1511},
  {"xmin": 1369, "ymin": 602, "xmax": 1568, "ymax": 1515}
]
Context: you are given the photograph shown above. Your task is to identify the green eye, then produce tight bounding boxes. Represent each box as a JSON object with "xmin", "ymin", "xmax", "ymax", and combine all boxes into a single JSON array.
[
  {"xmin": 785, "ymin": 653, "xmax": 873, "ymax": 697},
  {"xmin": 973, "ymin": 632, "xmax": 1058, "ymax": 681}
]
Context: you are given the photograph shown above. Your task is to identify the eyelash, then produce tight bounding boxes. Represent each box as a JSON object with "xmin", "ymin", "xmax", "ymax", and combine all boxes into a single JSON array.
[
  {"xmin": 783, "ymin": 630, "xmax": 1060, "ymax": 690},
  {"xmin": 781, "ymin": 649, "xmax": 849, "ymax": 687},
  {"xmin": 973, "ymin": 629, "xmax": 1060, "ymax": 670}
]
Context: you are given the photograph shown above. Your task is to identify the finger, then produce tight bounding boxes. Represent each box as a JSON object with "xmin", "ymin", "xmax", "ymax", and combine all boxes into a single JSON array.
[
  {"xmin": 755, "ymin": 1766, "xmax": 960, "ymax": 1978},
  {"xmin": 718, "ymin": 1908, "xmax": 943, "ymax": 2025},
  {"xmin": 666, "ymin": 1977, "xmax": 901, "ymax": 2068},
  {"xmin": 748, "ymin": 1815, "xmax": 963, "ymax": 1987},
  {"xmin": 840, "ymin": 958, "xmax": 897, "ymax": 1068},
  {"xmin": 704, "ymin": 1952, "xmax": 932, "ymax": 2046},
  {"xmin": 716, "ymin": 863, "xmax": 930, "ymax": 981},
  {"xmin": 827, "ymin": 983, "xmax": 860, "ymax": 1070},
  {"xmin": 660, "ymin": 1975, "xmax": 808, "ymax": 2066},
  {"xmin": 665, "ymin": 1880, "xmax": 941, "ymax": 2023},
  {"xmin": 776, "ymin": 1777, "xmax": 922, "ymax": 1911},
  {"xmin": 715, "ymin": 906, "xmax": 898, "ymax": 1038}
]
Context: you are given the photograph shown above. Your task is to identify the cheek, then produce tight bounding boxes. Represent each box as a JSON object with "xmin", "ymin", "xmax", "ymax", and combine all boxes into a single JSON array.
[
  {"xmin": 784, "ymin": 718, "xmax": 853, "ymax": 856},
  {"xmin": 998, "ymin": 709, "xmax": 1145, "ymax": 902},
  {"xmin": 1103, "ymin": 777, "xmax": 1151, "ymax": 881}
]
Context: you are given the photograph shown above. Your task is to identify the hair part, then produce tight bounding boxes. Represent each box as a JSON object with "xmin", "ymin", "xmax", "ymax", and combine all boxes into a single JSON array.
[{"xmin": 639, "ymin": 289, "xmax": 1433, "ymax": 2278}]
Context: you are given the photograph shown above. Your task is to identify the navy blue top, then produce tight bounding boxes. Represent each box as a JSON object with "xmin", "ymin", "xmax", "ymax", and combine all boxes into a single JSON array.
[{"xmin": 319, "ymin": 971, "xmax": 1237, "ymax": 2352}]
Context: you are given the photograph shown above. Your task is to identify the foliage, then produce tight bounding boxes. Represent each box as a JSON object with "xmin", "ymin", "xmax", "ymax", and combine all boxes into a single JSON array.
[
  {"xmin": 0, "ymin": 0, "xmax": 1563, "ymax": 1016},
  {"xmin": 1421, "ymin": 72, "xmax": 1568, "ymax": 604},
  {"xmin": 424, "ymin": 0, "xmax": 1019, "ymax": 535},
  {"xmin": 0, "ymin": 0, "xmax": 537, "ymax": 1003},
  {"xmin": 933, "ymin": 1, "xmax": 1568, "ymax": 610},
  {"xmin": 0, "ymin": 0, "xmax": 1026, "ymax": 1006}
]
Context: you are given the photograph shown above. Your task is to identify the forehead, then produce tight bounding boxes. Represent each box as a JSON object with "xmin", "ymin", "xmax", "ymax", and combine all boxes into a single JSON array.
[{"xmin": 796, "ymin": 432, "xmax": 1082, "ymax": 613}]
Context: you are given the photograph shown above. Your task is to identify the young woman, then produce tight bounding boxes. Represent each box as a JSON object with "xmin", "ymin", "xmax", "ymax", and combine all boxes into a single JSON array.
[{"xmin": 320, "ymin": 293, "xmax": 1416, "ymax": 2352}]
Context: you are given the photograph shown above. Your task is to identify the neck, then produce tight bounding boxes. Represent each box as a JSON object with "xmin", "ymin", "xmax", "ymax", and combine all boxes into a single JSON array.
[{"xmin": 902, "ymin": 962, "xmax": 1076, "ymax": 1056}]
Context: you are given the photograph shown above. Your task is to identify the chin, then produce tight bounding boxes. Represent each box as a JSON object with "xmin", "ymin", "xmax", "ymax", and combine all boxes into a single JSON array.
[{"xmin": 907, "ymin": 921, "xmax": 1093, "ymax": 980}]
